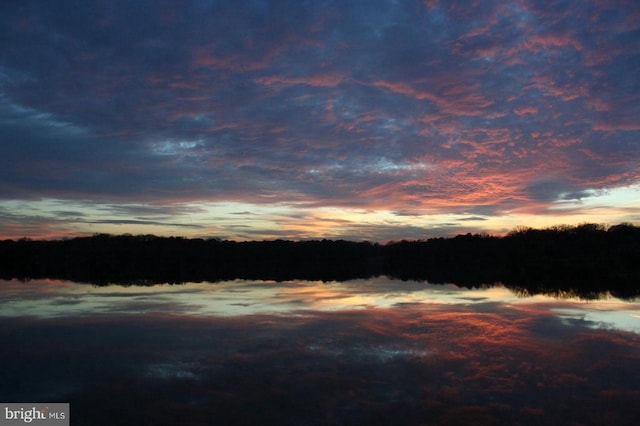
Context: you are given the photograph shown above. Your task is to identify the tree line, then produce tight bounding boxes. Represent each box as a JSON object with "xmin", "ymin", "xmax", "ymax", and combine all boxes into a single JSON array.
[{"xmin": 1, "ymin": 223, "xmax": 639, "ymax": 298}]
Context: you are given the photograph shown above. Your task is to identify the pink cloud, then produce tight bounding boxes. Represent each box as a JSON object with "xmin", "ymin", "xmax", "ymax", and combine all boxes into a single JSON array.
[
  {"xmin": 371, "ymin": 80, "xmax": 439, "ymax": 102},
  {"xmin": 525, "ymin": 33, "xmax": 583, "ymax": 52},
  {"xmin": 254, "ymin": 73, "xmax": 345, "ymax": 88},
  {"xmin": 528, "ymin": 75, "xmax": 588, "ymax": 102},
  {"xmin": 190, "ymin": 46, "xmax": 269, "ymax": 73},
  {"xmin": 593, "ymin": 121, "xmax": 640, "ymax": 132},
  {"xmin": 513, "ymin": 106, "xmax": 538, "ymax": 116},
  {"xmin": 372, "ymin": 80, "xmax": 493, "ymax": 117}
]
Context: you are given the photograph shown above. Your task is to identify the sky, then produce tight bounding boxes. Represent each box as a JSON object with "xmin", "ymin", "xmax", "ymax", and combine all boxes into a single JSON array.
[{"xmin": 1, "ymin": 0, "xmax": 639, "ymax": 242}]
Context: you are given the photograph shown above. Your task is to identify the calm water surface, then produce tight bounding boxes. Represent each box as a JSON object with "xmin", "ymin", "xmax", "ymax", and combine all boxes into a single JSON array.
[{"xmin": 2, "ymin": 278, "xmax": 640, "ymax": 425}]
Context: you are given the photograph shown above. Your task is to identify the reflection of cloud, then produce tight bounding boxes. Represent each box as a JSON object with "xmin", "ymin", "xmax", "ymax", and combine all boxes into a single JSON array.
[
  {"xmin": 2, "ymin": 295, "xmax": 640, "ymax": 424},
  {"xmin": 5, "ymin": 278, "xmax": 640, "ymax": 334},
  {"xmin": 145, "ymin": 363, "xmax": 199, "ymax": 381},
  {"xmin": 306, "ymin": 342, "xmax": 430, "ymax": 362}
]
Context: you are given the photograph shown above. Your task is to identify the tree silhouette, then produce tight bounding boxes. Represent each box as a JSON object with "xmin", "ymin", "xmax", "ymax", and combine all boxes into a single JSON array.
[{"xmin": 1, "ymin": 223, "xmax": 639, "ymax": 298}]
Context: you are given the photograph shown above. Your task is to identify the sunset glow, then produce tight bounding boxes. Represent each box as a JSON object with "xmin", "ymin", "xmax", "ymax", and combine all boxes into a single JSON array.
[{"xmin": 1, "ymin": 1, "xmax": 639, "ymax": 241}]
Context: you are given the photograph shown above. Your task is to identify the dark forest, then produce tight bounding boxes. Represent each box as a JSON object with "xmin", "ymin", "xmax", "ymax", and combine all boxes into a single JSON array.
[{"xmin": 1, "ymin": 223, "xmax": 639, "ymax": 299}]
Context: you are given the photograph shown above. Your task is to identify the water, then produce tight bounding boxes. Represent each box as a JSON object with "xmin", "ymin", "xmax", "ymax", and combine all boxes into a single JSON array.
[{"xmin": 2, "ymin": 278, "xmax": 640, "ymax": 425}]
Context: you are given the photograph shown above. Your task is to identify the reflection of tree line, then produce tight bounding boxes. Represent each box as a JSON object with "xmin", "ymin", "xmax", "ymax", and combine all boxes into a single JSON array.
[{"xmin": 1, "ymin": 223, "xmax": 639, "ymax": 298}]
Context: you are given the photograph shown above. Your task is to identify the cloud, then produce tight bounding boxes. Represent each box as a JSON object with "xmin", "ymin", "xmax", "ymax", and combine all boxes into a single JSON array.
[
  {"xmin": 457, "ymin": 216, "xmax": 488, "ymax": 222},
  {"xmin": 1, "ymin": 0, "xmax": 639, "ymax": 239},
  {"xmin": 87, "ymin": 219, "xmax": 203, "ymax": 228}
]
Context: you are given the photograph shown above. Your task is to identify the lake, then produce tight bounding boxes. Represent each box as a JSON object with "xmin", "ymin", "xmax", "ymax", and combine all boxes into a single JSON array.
[{"xmin": 2, "ymin": 277, "xmax": 640, "ymax": 425}]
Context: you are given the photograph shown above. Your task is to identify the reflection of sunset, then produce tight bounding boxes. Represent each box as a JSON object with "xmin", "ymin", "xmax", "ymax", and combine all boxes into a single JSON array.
[
  {"xmin": 3, "ymin": 278, "xmax": 640, "ymax": 333},
  {"xmin": 3, "ymin": 279, "xmax": 640, "ymax": 424},
  {"xmin": 1, "ymin": 278, "xmax": 640, "ymax": 337}
]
